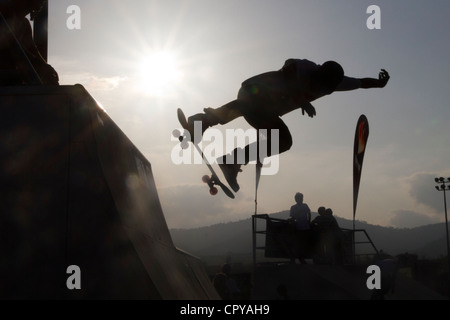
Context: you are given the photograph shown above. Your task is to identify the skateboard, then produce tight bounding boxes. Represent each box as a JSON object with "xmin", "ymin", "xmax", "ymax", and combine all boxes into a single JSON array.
[{"xmin": 174, "ymin": 108, "xmax": 235, "ymax": 199}]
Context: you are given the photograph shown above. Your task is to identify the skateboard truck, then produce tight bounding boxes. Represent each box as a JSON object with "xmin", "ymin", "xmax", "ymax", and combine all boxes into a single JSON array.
[
  {"xmin": 172, "ymin": 129, "xmax": 189, "ymax": 149},
  {"xmin": 174, "ymin": 108, "xmax": 235, "ymax": 199},
  {"xmin": 202, "ymin": 175, "xmax": 218, "ymax": 195}
]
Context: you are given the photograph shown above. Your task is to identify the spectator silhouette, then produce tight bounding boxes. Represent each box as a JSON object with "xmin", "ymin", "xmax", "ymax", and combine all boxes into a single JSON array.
[
  {"xmin": 289, "ymin": 192, "xmax": 312, "ymax": 263},
  {"xmin": 311, "ymin": 207, "xmax": 344, "ymax": 264},
  {"xmin": 0, "ymin": 0, "xmax": 59, "ymax": 85},
  {"xmin": 212, "ymin": 263, "xmax": 240, "ymax": 299}
]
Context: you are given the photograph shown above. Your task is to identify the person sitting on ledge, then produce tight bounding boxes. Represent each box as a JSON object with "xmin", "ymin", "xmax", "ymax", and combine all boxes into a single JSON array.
[{"xmin": 0, "ymin": 0, "xmax": 59, "ymax": 85}]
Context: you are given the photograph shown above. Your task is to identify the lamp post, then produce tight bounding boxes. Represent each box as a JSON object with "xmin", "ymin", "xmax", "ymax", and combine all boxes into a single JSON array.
[{"xmin": 434, "ymin": 177, "xmax": 450, "ymax": 272}]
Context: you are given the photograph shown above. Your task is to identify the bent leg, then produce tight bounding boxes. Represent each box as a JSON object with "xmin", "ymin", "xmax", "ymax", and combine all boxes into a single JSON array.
[
  {"xmin": 199, "ymin": 82, "xmax": 257, "ymax": 126},
  {"xmin": 187, "ymin": 99, "xmax": 247, "ymax": 131},
  {"xmin": 219, "ymin": 115, "xmax": 291, "ymax": 191},
  {"xmin": 239, "ymin": 115, "xmax": 292, "ymax": 164},
  {"xmin": 203, "ymin": 99, "xmax": 247, "ymax": 125},
  {"xmin": 221, "ymin": 115, "xmax": 292, "ymax": 165},
  {"xmin": 185, "ymin": 99, "xmax": 248, "ymax": 144}
]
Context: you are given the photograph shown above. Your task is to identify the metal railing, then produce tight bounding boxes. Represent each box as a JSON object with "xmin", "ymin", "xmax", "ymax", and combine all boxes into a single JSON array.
[{"xmin": 252, "ymin": 214, "xmax": 379, "ymax": 266}]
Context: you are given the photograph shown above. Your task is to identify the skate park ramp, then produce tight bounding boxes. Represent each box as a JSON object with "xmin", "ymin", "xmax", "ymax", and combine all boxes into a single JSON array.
[{"xmin": 0, "ymin": 85, "xmax": 219, "ymax": 299}]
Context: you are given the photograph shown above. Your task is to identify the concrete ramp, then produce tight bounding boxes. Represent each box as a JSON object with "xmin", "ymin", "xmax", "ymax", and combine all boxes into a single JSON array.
[{"xmin": 0, "ymin": 85, "xmax": 219, "ymax": 299}]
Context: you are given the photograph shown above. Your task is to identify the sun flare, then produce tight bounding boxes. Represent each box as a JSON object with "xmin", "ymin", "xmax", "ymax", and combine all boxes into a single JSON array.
[{"xmin": 138, "ymin": 51, "xmax": 182, "ymax": 96}]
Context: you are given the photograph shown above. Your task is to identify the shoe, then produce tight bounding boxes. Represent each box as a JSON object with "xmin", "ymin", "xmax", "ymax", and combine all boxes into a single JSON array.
[{"xmin": 218, "ymin": 162, "xmax": 242, "ymax": 192}]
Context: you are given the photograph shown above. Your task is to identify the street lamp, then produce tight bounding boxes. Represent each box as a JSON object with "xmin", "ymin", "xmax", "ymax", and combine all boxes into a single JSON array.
[{"xmin": 434, "ymin": 177, "xmax": 450, "ymax": 272}]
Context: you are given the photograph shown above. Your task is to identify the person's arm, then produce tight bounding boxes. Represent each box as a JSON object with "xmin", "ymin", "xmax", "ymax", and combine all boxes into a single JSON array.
[{"xmin": 336, "ymin": 69, "xmax": 390, "ymax": 91}]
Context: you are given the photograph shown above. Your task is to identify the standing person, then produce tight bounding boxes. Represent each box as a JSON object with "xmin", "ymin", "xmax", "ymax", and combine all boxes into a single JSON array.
[
  {"xmin": 212, "ymin": 263, "xmax": 240, "ymax": 300},
  {"xmin": 181, "ymin": 58, "xmax": 390, "ymax": 191},
  {"xmin": 311, "ymin": 206, "xmax": 335, "ymax": 264},
  {"xmin": 289, "ymin": 192, "xmax": 311, "ymax": 263},
  {"xmin": 290, "ymin": 192, "xmax": 311, "ymax": 231},
  {"xmin": 311, "ymin": 207, "xmax": 344, "ymax": 264},
  {"xmin": 0, "ymin": 0, "xmax": 59, "ymax": 85},
  {"xmin": 325, "ymin": 208, "xmax": 345, "ymax": 264}
]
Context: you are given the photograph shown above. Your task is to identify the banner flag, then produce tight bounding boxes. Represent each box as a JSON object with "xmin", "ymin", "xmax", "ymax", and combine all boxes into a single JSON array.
[{"xmin": 353, "ymin": 115, "xmax": 369, "ymax": 219}]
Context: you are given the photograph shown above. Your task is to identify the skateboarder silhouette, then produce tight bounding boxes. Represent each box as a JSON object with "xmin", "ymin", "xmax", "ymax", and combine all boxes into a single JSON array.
[{"xmin": 182, "ymin": 59, "xmax": 390, "ymax": 192}]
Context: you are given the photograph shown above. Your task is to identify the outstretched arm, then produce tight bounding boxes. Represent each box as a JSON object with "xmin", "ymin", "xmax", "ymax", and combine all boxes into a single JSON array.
[
  {"xmin": 360, "ymin": 69, "xmax": 390, "ymax": 88},
  {"xmin": 336, "ymin": 69, "xmax": 390, "ymax": 91}
]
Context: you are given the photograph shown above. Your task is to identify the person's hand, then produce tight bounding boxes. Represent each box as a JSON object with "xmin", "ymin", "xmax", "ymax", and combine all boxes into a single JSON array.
[
  {"xmin": 378, "ymin": 69, "xmax": 390, "ymax": 88},
  {"xmin": 301, "ymin": 103, "xmax": 316, "ymax": 118}
]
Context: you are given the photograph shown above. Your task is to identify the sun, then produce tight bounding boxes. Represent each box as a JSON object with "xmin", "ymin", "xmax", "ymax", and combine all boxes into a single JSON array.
[{"xmin": 137, "ymin": 51, "xmax": 182, "ymax": 96}]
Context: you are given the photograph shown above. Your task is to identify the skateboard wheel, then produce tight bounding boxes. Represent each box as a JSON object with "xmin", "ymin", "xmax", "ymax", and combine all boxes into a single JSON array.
[
  {"xmin": 181, "ymin": 140, "xmax": 189, "ymax": 149},
  {"xmin": 210, "ymin": 187, "xmax": 218, "ymax": 195},
  {"xmin": 172, "ymin": 129, "xmax": 181, "ymax": 138},
  {"xmin": 202, "ymin": 175, "xmax": 210, "ymax": 183}
]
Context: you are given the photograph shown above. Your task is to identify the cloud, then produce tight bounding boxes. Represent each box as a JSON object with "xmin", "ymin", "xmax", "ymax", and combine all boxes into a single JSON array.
[
  {"xmin": 59, "ymin": 72, "xmax": 127, "ymax": 91},
  {"xmin": 52, "ymin": 57, "xmax": 128, "ymax": 92},
  {"xmin": 407, "ymin": 172, "xmax": 449, "ymax": 214},
  {"xmin": 390, "ymin": 210, "xmax": 439, "ymax": 228},
  {"xmin": 86, "ymin": 75, "xmax": 128, "ymax": 91}
]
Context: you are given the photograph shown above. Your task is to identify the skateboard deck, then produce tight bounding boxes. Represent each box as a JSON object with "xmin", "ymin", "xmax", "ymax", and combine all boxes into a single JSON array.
[{"xmin": 175, "ymin": 108, "xmax": 235, "ymax": 199}]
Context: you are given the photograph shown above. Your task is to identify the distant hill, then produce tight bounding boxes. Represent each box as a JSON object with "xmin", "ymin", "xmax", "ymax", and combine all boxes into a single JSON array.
[{"xmin": 170, "ymin": 211, "xmax": 449, "ymax": 261}]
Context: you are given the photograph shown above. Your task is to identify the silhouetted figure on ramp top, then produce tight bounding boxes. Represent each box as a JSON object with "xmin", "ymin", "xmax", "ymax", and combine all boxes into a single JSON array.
[
  {"xmin": 181, "ymin": 59, "xmax": 390, "ymax": 192},
  {"xmin": 0, "ymin": 0, "xmax": 59, "ymax": 85}
]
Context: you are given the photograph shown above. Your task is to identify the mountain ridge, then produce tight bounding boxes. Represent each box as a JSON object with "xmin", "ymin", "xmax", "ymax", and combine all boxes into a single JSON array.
[{"xmin": 170, "ymin": 210, "xmax": 449, "ymax": 260}]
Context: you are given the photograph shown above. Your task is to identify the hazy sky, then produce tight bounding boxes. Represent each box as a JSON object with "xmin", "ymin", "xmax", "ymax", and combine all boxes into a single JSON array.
[{"xmin": 46, "ymin": 0, "xmax": 450, "ymax": 229}]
